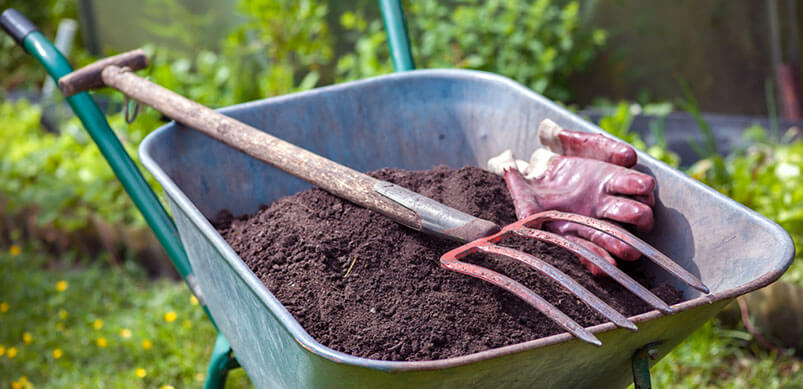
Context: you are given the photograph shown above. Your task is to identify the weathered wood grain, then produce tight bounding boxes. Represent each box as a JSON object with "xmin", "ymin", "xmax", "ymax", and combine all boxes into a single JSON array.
[
  {"xmin": 100, "ymin": 65, "xmax": 422, "ymax": 230},
  {"xmin": 58, "ymin": 49, "xmax": 148, "ymax": 97}
]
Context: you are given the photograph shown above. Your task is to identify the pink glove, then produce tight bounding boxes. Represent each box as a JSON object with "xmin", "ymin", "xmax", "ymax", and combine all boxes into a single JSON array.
[{"xmin": 488, "ymin": 119, "xmax": 656, "ymax": 276}]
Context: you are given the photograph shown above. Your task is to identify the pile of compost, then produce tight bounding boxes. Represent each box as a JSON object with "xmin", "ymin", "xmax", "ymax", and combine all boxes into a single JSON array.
[{"xmin": 213, "ymin": 165, "xmax": 682, "ymax": 361}]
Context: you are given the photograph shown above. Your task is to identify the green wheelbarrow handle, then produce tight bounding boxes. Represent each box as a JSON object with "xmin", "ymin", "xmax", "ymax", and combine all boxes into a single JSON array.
[
  {"xmin": 379, "ymin": 0, "xmax": 415, "ymax": 72},
  {"xmin": 0, "ymin": 7, "xmax": 223, "ymax": 326},
  {"xmin": 1, "ymin": 8, "xmax": 238, "ymax": 388},
  {"xmin": 1, "ymin": 7, "xmax": 198, "ymax": 301}
]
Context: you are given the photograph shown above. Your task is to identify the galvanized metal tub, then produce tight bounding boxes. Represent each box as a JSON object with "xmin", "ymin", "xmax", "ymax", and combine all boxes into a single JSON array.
[{"xmin": 139, "ymin": 69, "xmax": 795, "ymax": 388}]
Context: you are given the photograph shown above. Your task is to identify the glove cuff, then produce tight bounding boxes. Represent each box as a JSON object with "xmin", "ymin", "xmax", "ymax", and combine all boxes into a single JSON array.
[
  {"xmin": 487, "ymin": 149, "xmax": 528, "ymax": 176},
  {"xmin": 524, "ymin": 148, "xmax": 557, "ymax": 179},
  {"xmin": 537, "ymin": 118, "xmax": 564, "ymax": 154}
]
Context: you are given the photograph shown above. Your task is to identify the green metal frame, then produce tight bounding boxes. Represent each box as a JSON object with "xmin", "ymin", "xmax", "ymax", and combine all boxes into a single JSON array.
[
  {"xmin": 379, "ymin": 0, "xmax": 415, "ymax": 71},
  {"xmin": 11, "ymin": 26, "xmax": 239, "ymax": 389},
  {"xmin": 631, "ymin": 342, "xmax": 661, "ymax": 389}
]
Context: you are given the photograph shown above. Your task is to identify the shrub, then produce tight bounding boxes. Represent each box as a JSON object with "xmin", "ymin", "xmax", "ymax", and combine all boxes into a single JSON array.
[{"xmin": 337, "ymin": 0, "xmax": 606, "ymax": 102}]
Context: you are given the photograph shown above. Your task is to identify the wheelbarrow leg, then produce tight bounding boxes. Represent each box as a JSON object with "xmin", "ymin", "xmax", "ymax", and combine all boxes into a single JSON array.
[
  {"xmin": 204, "ymin": 333, "xmax": 241, "ymax": 389},
  {"xmin": 632, "ymin": 342, "xmax": 661, "ymax": 389}
]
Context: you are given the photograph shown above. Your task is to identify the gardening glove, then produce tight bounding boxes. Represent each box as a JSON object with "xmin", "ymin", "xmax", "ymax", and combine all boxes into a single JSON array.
[
  {"xmin": 537, "ymin": 118, "xmax": 638, "ymax": 168},
  {"xmin": 487, "ymin": 120, "xmax": 656, "ymax": 276}
]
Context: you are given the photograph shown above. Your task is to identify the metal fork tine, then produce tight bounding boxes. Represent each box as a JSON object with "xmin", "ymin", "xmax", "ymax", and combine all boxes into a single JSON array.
[
  {"xmin": 437, "ymin": 209, "xmax": 707, "ymax": 345},
  {"xmin": 528, "ymin": 211, "xmax": 710, "ymax": 293},
  {"xmin": 513, "ymin": 228, "xmax": 674, "ymax": 314},
  {"xmin": 440, "ymin": 251, "xmax": 602, "ymax": 346},
  {"xmin": 476, "ymin": 243, "xmax": 638, "ymax": 331}
]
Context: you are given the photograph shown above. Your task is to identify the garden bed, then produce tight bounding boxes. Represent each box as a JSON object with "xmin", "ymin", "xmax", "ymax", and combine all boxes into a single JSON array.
[{"xmin": 213, "ymin": 166, "xmax": 682, "ymax": 361}]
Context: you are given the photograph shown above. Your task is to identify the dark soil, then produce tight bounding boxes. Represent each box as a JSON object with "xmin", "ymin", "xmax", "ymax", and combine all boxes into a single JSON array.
[{"xmin": 213, "ymin": 166, "xmax": 683, "ymax": 361}]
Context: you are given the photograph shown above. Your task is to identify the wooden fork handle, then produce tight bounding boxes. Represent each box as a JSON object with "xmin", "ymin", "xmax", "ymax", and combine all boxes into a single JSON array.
[{"xmin": 61, "ymin": 57, "xmax": 422, "ymax": 230}]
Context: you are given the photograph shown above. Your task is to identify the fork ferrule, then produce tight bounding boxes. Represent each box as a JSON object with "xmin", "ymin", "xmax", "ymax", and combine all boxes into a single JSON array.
[{"xmin": 374, "ymin": 181, "xmax": 500, "ymax": 242}]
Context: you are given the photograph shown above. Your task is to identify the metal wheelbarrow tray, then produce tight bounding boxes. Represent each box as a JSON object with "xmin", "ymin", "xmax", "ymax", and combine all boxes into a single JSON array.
[{"xmin": 139, "ymin": 69, "xmax": 794, "ymax": 388}]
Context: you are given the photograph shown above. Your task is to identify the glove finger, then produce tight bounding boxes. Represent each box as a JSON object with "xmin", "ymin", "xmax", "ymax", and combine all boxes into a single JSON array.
[
  {"xmin": 538, "ymin": 119, "xmax": 637, "ymax": 167},
  {"xmin": 632, "ymin": 192, "xmax": 655, "ymax": 208},
  {"xmin": 502, "ymin": 168, "xmax": 541, "ymax": 219},
  {"xmin": 560, "ymin": 130, "xmax": 638, "ymax": 167},
  {"xmin": 597, "ymin": 196, "xmax": 655, "ymax": 232},
  {"xmin": 548, "ymin": 221, "xmax": 642, "ymax": 261},
  {"xmin": 563, "ymin": 235, "xmax": 617, "ymax": 277},
  {"xmin": 606, "ymin": 170, "xmax": 656, "ymax": 196}
]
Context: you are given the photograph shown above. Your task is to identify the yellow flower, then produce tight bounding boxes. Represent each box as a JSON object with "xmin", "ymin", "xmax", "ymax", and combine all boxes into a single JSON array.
[
  {"xmin": 190, "ymin": 295, "xmax": 199, "ymax": 306},
  {"xmin": 58, "ymin": 309, "xmax": 68, "ymax": 320},
  {"xmin": 53, "ymin": 348, "xmax": 63, "ymax": 359},
  {"xmin": 96, "ymin": 337, "xmax": 108, "ymax": 348},
  {"xmin": 0, "ymin": 302, "xmax": 9, "ymax": 313},
  {"xmin": 142, "ymin": 339, "xmax": 152, "ymax": 350},
  {"xmin": 119, "ymin": 328, "xmax": 132, "ymax": 339},
  {"xmin": 7, "ymin": 346, "xmax": 18, "ymax": 358},
  {"xmin": 9, "ymin": 245, "xmax": 21, "ymax": 256},
  {"xmin": 161, "ymin": 385, "xmax": 175, "ymax": 389},
  {"xmin": 16, "ymin": 376, "xmax": 32, "ymax": 389},
  {"xmin": 135, "ymin": 368, "xmax": 147, "ymax": 378},
  {"xmin": 164, "ymin": 311, "xmax": 177, "ymax": 323},
  {"xmin": 0, "ymin": 345, "xmax": 5, "ymax": 356},
  {"xmin": 22, "ymin": 332, "xmax": 32, "ymax": 344},
  {"xmin": 56, "ymin": 280, "xmax": 68, "ymax": 292},
  {"xmin": 92, "ymin": 319, "xmax": 103, "ymax": 330},
  {"xmin": 11, "ymin": 381, "xmax": 22, "ymax": 389},
  {"xmin": 194, "ymin": 373, "xmax": 204, "ymax": 382}
]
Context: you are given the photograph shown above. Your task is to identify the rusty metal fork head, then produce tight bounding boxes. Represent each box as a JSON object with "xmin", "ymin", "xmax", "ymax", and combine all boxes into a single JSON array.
[{"xmin": 439, "ymin": 210, "xmax": 709, "ymax": 346}]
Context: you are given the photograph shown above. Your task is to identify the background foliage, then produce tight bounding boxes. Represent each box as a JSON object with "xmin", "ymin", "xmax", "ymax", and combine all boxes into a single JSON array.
[
  {"xmin": 337, "ymin": 0, "xmax": 606, "ymax": 101},
  {"xmin": 0, "ymin": 0, "xmax": 78, "ymax": 96}
]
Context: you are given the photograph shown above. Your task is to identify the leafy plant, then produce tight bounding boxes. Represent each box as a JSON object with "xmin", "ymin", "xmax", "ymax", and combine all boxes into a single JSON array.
[
  {"xmin": 0, "ymin": 0, "xmax": 80, "ymax": 95},
  {"xmin": 688, "ymin": 126, "xmax": 803, "ymax": 284},
  {"xmin": 337, "ymin": 0, "xmax": 606, "ymax": 102},
  {"xmin": 108, "ymin": 0, "xmax": 334, "ymax": 110},
  {"xmin": 594, "ymin": 100, "xmax": 681, "ymax": 167},
  {"xmin": 225, "ymin": 0, "xmax": 333, "ymax": 97},
  {"xmin": 0, "ymin": 99, "xmax": 162, "ymax": 234}
]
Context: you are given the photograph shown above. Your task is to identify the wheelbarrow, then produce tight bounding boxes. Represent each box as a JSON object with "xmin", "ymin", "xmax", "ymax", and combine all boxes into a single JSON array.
[{"xmin": 2, "ymin": 5, "xmax": 794, "ymax": 388}]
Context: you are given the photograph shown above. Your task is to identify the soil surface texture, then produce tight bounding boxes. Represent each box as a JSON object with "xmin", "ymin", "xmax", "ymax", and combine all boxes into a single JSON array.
[{"xmin": 213, "ymin": 166, "xmax": 683, "ymax": 361}]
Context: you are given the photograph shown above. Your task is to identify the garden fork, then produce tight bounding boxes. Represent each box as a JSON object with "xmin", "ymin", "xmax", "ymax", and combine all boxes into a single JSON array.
[{"xmin": 58, "ymin": 49, "xmax": 709, "ymax": 346}]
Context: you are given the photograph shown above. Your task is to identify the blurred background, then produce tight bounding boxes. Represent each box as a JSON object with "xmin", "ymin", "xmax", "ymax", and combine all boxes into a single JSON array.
[{"xmin": 0, "ymin": 0, "xmax": 801, "ymax": 387}]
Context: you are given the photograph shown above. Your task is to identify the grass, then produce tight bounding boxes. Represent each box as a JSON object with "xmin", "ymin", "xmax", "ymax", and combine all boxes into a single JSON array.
[
  {"xmin": 650, "ymin": 320, "xmax": 801, "ymax": 388},
  {"xmin": 0, "ymin": 243, "xmax": 251, "ymax": 388},
  {"xmin": 1, "ymin": 243, "xmax": 800, "ymax": 387}
]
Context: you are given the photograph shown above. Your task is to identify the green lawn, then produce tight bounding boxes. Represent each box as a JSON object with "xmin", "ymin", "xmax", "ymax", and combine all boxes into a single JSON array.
[
  {"xmin": 652, "ymin": 321, "xmax": 801, "ymax": 388},
  {"xmin": 0, "ymin": 243, "xmax": 251, "ymax": 388},
  {"xmin": 0, "ymin": 244, "xmax": 800, "ymax": 387}
]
